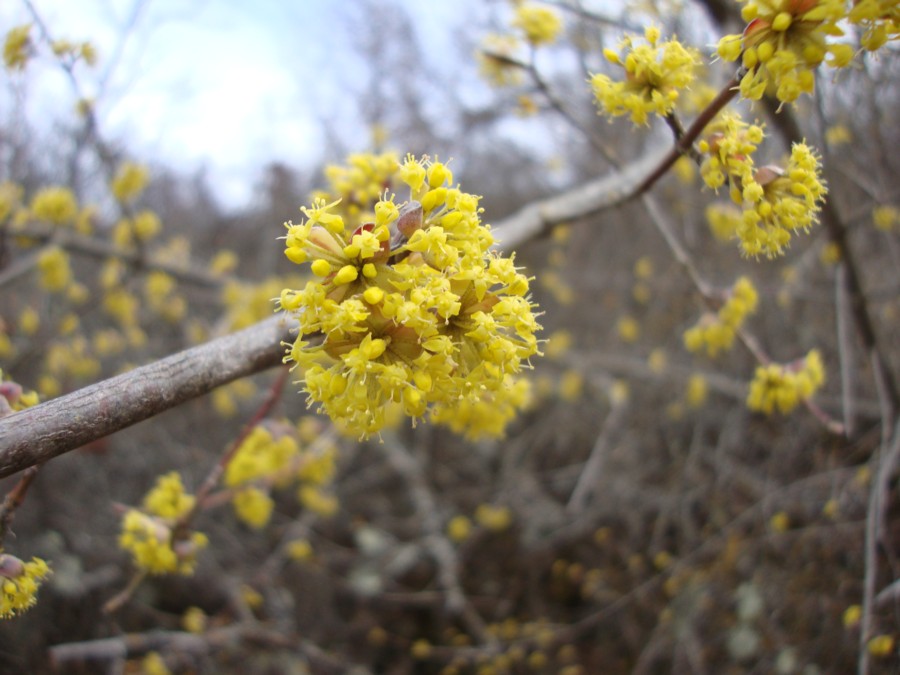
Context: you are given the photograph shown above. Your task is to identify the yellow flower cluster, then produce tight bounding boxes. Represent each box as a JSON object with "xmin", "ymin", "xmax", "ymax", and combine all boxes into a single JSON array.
[
  {"xmin": 850, "ymin": 0, "xmax": 900, "ymax": 51},
  {"xmin": 319, "ymin": 153, "xmax": 399, "ymax": 225},
  {"xmin": 222, "ymin": 276, "xmax": 305, "ymax": 331},
  {"xmin": 429, "ymin": 374, "xmax": 532, "ymax": 440},
  {"xmin": 705, "ymin": 203, "xmax": 743, "ymax": 241},
  {"xmin": 0, "ymin": 553, "xmax": 51, "ymax": 618},
  {"xmin": 37, "ymin": 246, "xmax": 72, "ymax": 293},
  {"xmin": 224, "ymin": 423, "xmax": 340, "ymax": 527},
  {"xmin": 50, "ymin": 39, "xmax": 97, "ymax": 66},
  {"xmin": 684, "ymin": 276, "xmax": 758, "ymax": 357},
  {"xmin": 119, "ymin": 472, "xmax": 208, "ymax": 575},
  {"xmin": 747, "ymin": 349, "xmax": 825, "ymax": 414},
  {"xmin": 113, "ymin": 210, "xmax": 162, "ymax": 246},
  {"xmin": 717, "ymin": 0, "xmax": 852, "ymax": 103},
  {"xmin": 44, "ymin": 337, "xmax": 101, "ymax": 382},
  {"xmin": 143, "ymin": 271, "xmax": 186, "ymax": 323},
  {"xmin": 111, "ymin": 162, "xmax": 150, "ymax": 203},
  {"xmin": 738, "ymin": 144, "xmax": 826, "ymax": 257},
  {"xmin": 700, "ymin": 115, "xmax": 826, "ymax": 256},
  {"xmin": 225, "ymin": 425, "xmax": 299, "ymax": 528},
  {"xmin": 590, "ymin": 26, "xmax": 700, "ymax": 126},
  {"xmin": 3, "ymin": 25, "xmax": 31, "ymax": 71},
  {"xmin": 279, "ymin": 153, "xmax": 540, "ymax": 439},
  {"xmin": 512, "ymin": 3, "xmax": 563, "ymax": 46},
  {"xmin": 873, "ymin": 205, "xmax": 899, "ymax": 232},
  {"xmin": 31, "ymin": 186, "xmax": 78, "ymax": 225},
  {"xmin": 699, "ymin": 114, "xmax": 764, "ymax": 193}
]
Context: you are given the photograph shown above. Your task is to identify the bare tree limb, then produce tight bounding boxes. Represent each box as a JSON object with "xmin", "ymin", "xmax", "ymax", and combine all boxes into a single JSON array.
[
  {"xmin": 489, "ymin": 147, "xmax": 667, "ymax": 250},
  {"xmin": 0, "ymin": 315, "xmax": 295, "ymax": 478}
]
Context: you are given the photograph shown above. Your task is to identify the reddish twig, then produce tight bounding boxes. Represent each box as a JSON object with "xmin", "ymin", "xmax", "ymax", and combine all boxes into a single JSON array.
[{"xmin": 0, "ymin": 464, "xmax": 43, "ymax": 546}]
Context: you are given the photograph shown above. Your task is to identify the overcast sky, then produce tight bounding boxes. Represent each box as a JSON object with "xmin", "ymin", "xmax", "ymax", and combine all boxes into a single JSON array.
[{"xmin": 1, "ymin": 0, "xmax": 490, "ymax": 209}]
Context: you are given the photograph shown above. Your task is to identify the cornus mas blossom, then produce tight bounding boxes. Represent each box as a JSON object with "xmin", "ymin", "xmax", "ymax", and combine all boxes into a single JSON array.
[
  {"xmin": 279, "ymin": 153, "xmax": 540, "ymax": 439},
  {"xmin": 716, "ymin": 0, "xmax": 853, "ymax": 103},
  {"xmin": 119, "ymin": 472, "xmax": 208, "ymax": 575},
  {"xmin": 590, "ymin": 26, "xmax": 700, "ymax": 126},
  {"xmin": 0, "ymin": 553, "xmax": 51, "ymax": 618},
  {"xmin": 698, "ymin": 114, "xmax": 826, "ymax": 257}
]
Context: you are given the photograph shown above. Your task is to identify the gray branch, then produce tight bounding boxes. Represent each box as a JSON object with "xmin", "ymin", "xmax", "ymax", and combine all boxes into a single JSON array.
[
  {"xmin": 489, "ymin": 148, "xmax": 666, "ymax": 251},
  {"xmin": 0, "ymin": 315, "xmax": 295, "ymax": 478}
]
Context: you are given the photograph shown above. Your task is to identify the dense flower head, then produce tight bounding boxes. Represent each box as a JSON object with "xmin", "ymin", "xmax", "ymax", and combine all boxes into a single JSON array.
[
  {"xmin": 700, "ymin": 115, "xmax": 825, "ymax": 256},
  {"xmin": 736, "ymin": 144, "xmax": 826, "ymax": 257},
  {"xmin": 3, "ymin": 25, "xmax": 31, "ymax": 71},
  {"xmin": 143, "ymin": 471, "xmax": 195, "ymax": 519},
  {"xmin": 280, "ymin": 153, "xmax": 541, "ymax": 438},
  {"xmin": 512, "ymin": 3, "xmax": 563, "ymax": 46},
  {"xmin": 747, "ymin": 349, "xmax": 825, "ymax": 413},
  {"xmin": 317, "ymin": 153, "xmax": 400, "ymax": 226},
  {"xmin": 119, "ymin": 473, "xmax": 207, "ymax": 575},
  {"xmin": 111, "ymin": 162, "xmax": 150, "ymax": 203},
  {"xmin": 684, "ymin": 276, "xmax": 759, "ymax": 357},
  {"xmin": 37, "ymin": 246, "xmax": 72, "ymax": 293},
  {"xmin": 225, "ymin": 424, "xmax": 299, "ymax": 487},
  {"xmin": 0, "ymin": 553, "xmax": 51, "ymax": 618},
  {"xmin": 590, "ymin": 26, "xmax": 700, "ymax": 126},
  {"xmin": 31, "ymin": 186, "xmax": 78, "ymax": 225},
  {"xmin": 849, "ymin": 0, "xmax": 900, "ymax": 50},
  {"xmin": 717, "ymin": 0, "xmax": 852, "ymax": 103}
]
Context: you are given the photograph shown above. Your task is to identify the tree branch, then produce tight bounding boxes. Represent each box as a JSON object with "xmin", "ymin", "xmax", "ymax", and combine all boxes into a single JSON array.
[{"xmin": 0, "ymin": 315, "xmax": 295, "ymax": 478}]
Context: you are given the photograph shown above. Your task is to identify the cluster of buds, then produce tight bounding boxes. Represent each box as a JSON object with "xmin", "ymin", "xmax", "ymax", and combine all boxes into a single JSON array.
[
  {"xmin": 684, "ymin": 277, "xmax": 759, "ymax": 357},
  {"xmin": 118, "ymin": 473, "xmax": 208, "ymax": 575}
]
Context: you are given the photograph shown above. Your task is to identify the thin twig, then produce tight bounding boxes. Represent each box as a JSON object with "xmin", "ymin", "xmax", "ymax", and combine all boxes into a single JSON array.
[
  {"xmin": 184, "ymin": 364, "xmax": 291, "ymax": 528},
  {"xmin": 0, "ymin": 464, "xmax": 42, "ymax": 546}
]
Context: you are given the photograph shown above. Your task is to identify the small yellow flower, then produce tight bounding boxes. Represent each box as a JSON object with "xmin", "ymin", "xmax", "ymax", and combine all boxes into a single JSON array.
[
  {"xmin": 111, "ymin": 162, "xmax": 149, "ymax": 203},
  {"xmin": 475, "ymin": 504, "xmax": 512, "ymax": 532},
  {"xmin": 717, "ymin": 0, "xmax": 850, "ymax": 103},
  {"xmin": 686, "ymin": 374, "xmax": 708, "ymax": 408},
  {"xmin": 769, "ymin": 511, "xmax": 790, "ymax": 533},
  {"xmin": 411, "ymin": 639, "xmax": 432, "ymax": 660},
  {"xmin": 842, "ymin": 604, "xmax": 862, "ymax": 628},
  {"xmin": 684, "ymin": 277, "xmax": 757, "ymax": 358},
  {"xmin": 143, "ymin": 472, "xmax": 195, "ymax": 519},
  {"xmin": 873, "ymin": 205, "xmax": 899, "ymax": 232},
  {"xmin": 37, "ymin": 247, "xmax": 72, "ymax": 293},
  {"xmin": 140, "ymin": 652, "xmax": 171, "ymax": 675},
  {"xmin": 287, "ymin": 539, "xmax": 314, "ymax": 562},
  {"xmin": 447, "ymin": 515, "xmax": 472, "ymax": 543},
  {"xmin": 747, "ymin": 349, "xmax": 825, "ymax": 415},
  {"xmin": 31, "ymin": 187, "xmax": 78, "ymax": 225},
  {"xmin": 558, "ymin": 370, "xmax": 583, "ymax": 401},
  {"xmin": 3, "ymin": 25, "xmax": 32, "ymax": 71},
  {"xmin": 232, "ymin": 487, "xmax": 274, "ymax": 529},
  {"xmin": 591, "ymin": 26, "xmax": 699, "ymax": 126},
  {"xmin": 0, "ymin": 553, "xmax": 51, "ymax": 618},
  {"xmin": 617, "ymin": 316, "xmax": 640, "ymax": 343},
  {"xmin": 182, "ymin": 606, "xmax": 207, "ymax": 634},
  {"xmin": 512, "ymin": 4, "xmax": 563, "ymax": 46},
  {"xmin": 867, "ymin": 634, "xmax": 896, "ymax": 658}
]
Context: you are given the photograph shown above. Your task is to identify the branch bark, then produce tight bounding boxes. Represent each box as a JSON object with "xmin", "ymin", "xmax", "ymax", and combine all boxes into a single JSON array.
[{"xmin": 0, "ymin": 315, "xmax": 295, "ymax": 478}]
